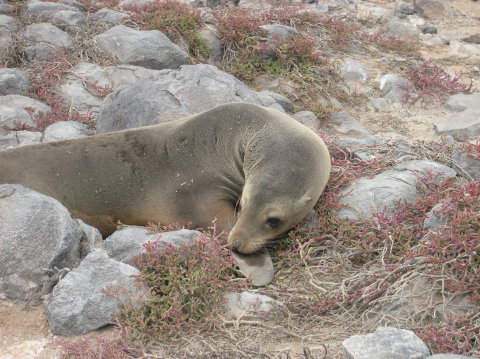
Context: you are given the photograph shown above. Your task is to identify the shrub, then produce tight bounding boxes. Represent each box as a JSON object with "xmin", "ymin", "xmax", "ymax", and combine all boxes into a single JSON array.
[
  {"xmin": 215, "ymin": 7, "xmax": 266, "ymax": 58},
  {"xmin": 366, "ymin": 32, "xmax": 418, "ymax": 56},
  {"xmin": 112, "ymin": 235, "xmax": 234, "ymax": 339},
  {"xmin": 401, "ymin": 60, "xmax": 473, "ymax": 105},
  {"xmin": 132, "ymin": 0, "xmax": 209, "ymax": 60},
  {"xmin": 59, "ymin": 335, "xmax": 143, "ymax": 359},
  {"xmin": 418, "ymin": 317, "xmax": 480, "ymax": 355},
  {"xmin": 261, "ymin": 5, "xmax": 319, "ymax": 29},
  {"xmin": 319, "ymin": 18, "xmax": 361, "ymax": 50},
  {"xmin": 26, "ymin": 50, "xmax": 93, "ymax": 131}
]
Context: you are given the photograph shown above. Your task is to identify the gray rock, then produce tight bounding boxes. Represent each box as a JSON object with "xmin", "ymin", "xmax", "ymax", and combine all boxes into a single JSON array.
[
  {"xmin": 340, "ymin": 59, "xmax": 369, "ymax": 83},
  {"xmin": 423, "ymin": 199, "xmax": 454, "ymax": 232},
  {"xmin": 398, "ymin": 3, "xmax": 415, "ymax": 15},
  {"xmin": 385, "ymin": 17, "xmax": 418, "ymax": 38},
  {"xmin": 202, "ymin": 0, "xmax": 231, "ymax": 7},
  {"xmin": 342, "ymin": 327, "xmax": 430, "ymax": 359},
  {"xmin": 44, "ymin": 250, "xmax": 145, "ymax": 335},
  {"xmin": 23, "ymin": 23, "xmax": 73, "ymax": 62},
  {"xmin": 78, "ymin": 220, "xmax": 102, "ymax": 257},
  {"xmin": 58, "ymin": 0, "xmax": 87, "ymax": 12},
  {"xmin": 370, "ymin": 97, "xmax": 390, "ymax": 111},
  {"xmin": 90, "ymin": 8, "xmax": 127, "ymax": 28},
  {"xmin": 232, "ymin": 250, "xmax": 274, "ymax": 286},
  {"xmin": 224, "ymin": 291, "xmax": 277, "ymax": 318},
  {"xmin": 0, "ymin": 34, "xmax": 12, "ymax": 56},
  {"xmin": 72, "ymin": 62, "xmax": 111, "ymax": 88},
  {"xmin": 257, "ymin": 91, "xmax": 276, "ymax": 107},
  {"xmin": 58, "ymin": 79, "xmax": 104, "ymax": 113},
  {"xmin": 105, "ymin": 64, "xmax": 165, "ymax": 89},
  {"xmin": 433, "ymin": 109, "xmax": 480, "ymax": 140},
  {"xmin": 462, "ymin": 33, "xmax": 480, "ymax": 45},
  {"xmin": 97, "ymin": 64, "xmax": 263, "ymax": 133},
  {"xmin": 0, "ymin": 184, "xmax": 84, "ymax": 301},
  {"xmin": 119, "ymin": 0, "xmax": 155, "ymax": 8},
  {"xmin": 379, "ymin": 74, "xmax": 414, "ymax": 102},
  {"xmin": 413, "ymin": 0, "xmax": 453, "ymax": 19},
  {"xmin": 42, "ymin": 121, "xmax": 93, "ymax": 142},
  {"xmin": 334, "ymin": 136, "xmax": 382, "ymax": 161},
  {"xmin": 427, "ymin": 355, "xmax": 477, "ymax": 359},
  {"xmin": 0, "ymin": 68, "xmax": 30, "ymax": 96},
  {"xmin": 452, "ymin": 152, "xmax": 480, "ymax": 180},
  {"xmin": 0, "ymin": 130, "xmax": 42, "ymax": 150},
  {"xmin": 267, "ymin": 103, "xmax": 285, "ymax": 113},
  {"xmin": 257, "ymin": 25, "xmax": 299, "ymax": 60},
  {"xmin": 25, "ymin": 0, "xmax": 79, "ymax": 21},
  {"xmin": 292, "ymin": 111, "xmax": 320, "ymax": 131},
  {"xmin": 334, "ymin": 136, "xmax": 382, "ymax": 148},
  {"xmin": 258, "ymin": 90, "xmax": 293, "ymax": 112},
  {"xmin": 260, "ymin": 24, "xmax": 299, "ymax": 37},
  {"xmin": 420, "ymin": 25, "xmax": 437, "ymax": 34},
  {"xmin": 0, "ymin": 14, "xmax": 16, "ymax": 32},
  {"xmin": 338, "ymin": 160, "xmax": 457, "ymax": 221},
  {"xmin": 94, "ymin": 25, "xmax": 189, "ymax": 70},
  {"xmin": 444, "ymin": 93, "xmax": 480, "ymax": 112},
  {"xmin": 0, "ymin": 4, "xmax": 13, "ymax": 14},
  {"xmin": 328, "ymin": 112, "xmax": 369, "ymax": 136},
  {"xmin": 0, "ymin": 95, "xmax": 50, "ymax": 135},
  {"xmin": 52, "ymin": 10, "xmax": 87, "ymax": 34},
  {"xmin": 103, "ymin": 227, "xmax": 202, "ymax": 265},
  {"xmin": 57, "ymin": 62, "xmax": 112, "ymax": 110},
  {"xmin": 200, "ymin": 27, "xmax": 222, "ymax": 64},
  {"xmin": 385, "ymin": 276, "xmax": 474, "ymax": 326}
]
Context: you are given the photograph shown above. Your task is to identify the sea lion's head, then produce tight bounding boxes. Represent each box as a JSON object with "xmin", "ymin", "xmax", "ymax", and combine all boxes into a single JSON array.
[
  {"xmin": 226, "ymin": 106, "xmax": 331, "ymax": 254},
  {"xmin": 227, "ymin": 174, "xmax": 318, "ymax": 254}
]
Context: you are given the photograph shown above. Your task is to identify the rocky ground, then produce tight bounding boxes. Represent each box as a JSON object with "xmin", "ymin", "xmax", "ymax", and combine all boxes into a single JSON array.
[{"xmin": 0, "ymin": 0, "xmax": 479, "ymax": 358}]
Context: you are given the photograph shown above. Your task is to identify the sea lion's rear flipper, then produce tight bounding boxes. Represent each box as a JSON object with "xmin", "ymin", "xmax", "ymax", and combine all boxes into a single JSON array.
[{"xmin": 232, "ymin": 250, "xmax": 274, "ymax": 286}]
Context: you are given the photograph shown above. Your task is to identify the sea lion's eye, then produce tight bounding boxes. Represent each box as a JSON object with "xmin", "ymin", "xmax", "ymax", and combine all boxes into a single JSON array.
[{"xmin": 266, "ymin": 217, "xmax": 282, "ymax": 229}]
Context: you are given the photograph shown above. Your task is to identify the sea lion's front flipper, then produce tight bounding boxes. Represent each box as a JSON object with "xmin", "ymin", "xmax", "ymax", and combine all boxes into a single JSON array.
[{"xmin": 232, "ymin": 249, "xmax": 274, "ymax": 286}]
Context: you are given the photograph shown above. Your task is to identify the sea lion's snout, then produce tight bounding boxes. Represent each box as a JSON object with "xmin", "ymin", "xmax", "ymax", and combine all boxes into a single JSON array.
[
  {"xmin": 228, "ymin": 227, "xmax": 265, "ymax": 254},
  {"xmin": 230, "ymin": 240, "xmax": 241, "ymax": 251}
]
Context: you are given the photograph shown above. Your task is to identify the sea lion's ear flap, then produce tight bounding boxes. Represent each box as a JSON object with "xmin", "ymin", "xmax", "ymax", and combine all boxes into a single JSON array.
[{"xmin": 294, "ymin": 195, "xmax": 313, "ymax": 212}]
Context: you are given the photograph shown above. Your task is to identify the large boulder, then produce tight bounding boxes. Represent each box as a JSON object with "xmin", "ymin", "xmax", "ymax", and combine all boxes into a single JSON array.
[
  {"xmin": 97, "ymin": 64, "xmax": 263, "ymax": 133},
  {"xmin": 379, "ymin": 74, "xmax": 413, "ymax": 102},
  {"xmin": 433, "ymin": 109, "xmax": 480, "ymax": 140},
  {"xmin": 23, "ymin": 23, "xmax": 74, "ymax": 62},
  {"xmin": 444, "ymin": 93, "xmax": 480, "ymax": 112},
  {"xmin": 90, "ymin": 8, "xmax": 127, "ymax": 30},
  {"xmin": 0, "ymin": 130, "xmax": 42, "ymax": 150},
  {"xmin": 413, "ymin": 0, "xmax": 453, "ymax": 19},
  {"xmin": 327, "ymin": 112, "xmax": 370, "ymax": 137},
  {"xmin": 42, "ymin": 121, "xmax": 93, "ymax": 142},
  {"xmin": 51, "ymin": 10, "xmax": 87, "ymax": 34},
  {"xmin": 0, "ymin": 15, "xmax": 16, "ymax": 59},
  {"xmin": 0, "ymin": 184, "xmax": 84, "ymax": 301},
  {"xmin": 24, "ymin": 0, "xmax": 80, "ymax": 21},
  {"xmin": 338, "ymin": 160, "xmax": 457, "ymax": 221},
  {"xmin": 0, "ymin": 14, "xmax": 17, "ymax": 33},
  {"xmin": 451, "ymin": 152, "xmax": 480, "ymax": 181},
  {"xmin": 0, "ymin": 68, "xmax": 30, "ymax": 96},
  {"xmin": 342, "ymin": 327, "xmax": 430, "ymax": 359},
  {"xmin": 94, "ymin": 25, "xmax": 189, "ymax": 70},
  {"xmin": 340, "ymin": 59, "xmax": 369, "ymax": 83},
  {"xmin": 44, "ymin": 251, "xmax": 145, "ymax": 335}
]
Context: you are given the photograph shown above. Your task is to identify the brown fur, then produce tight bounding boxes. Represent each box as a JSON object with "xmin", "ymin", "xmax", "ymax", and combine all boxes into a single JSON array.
[{"xmin": 0, "ymin": 103, "xmax": 331, "ymax": 253}]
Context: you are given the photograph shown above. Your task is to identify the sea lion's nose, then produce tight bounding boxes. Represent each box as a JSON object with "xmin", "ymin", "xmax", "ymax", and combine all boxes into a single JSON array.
[{"xmin": 230, "ymin": 240, "xmax": 241, "ymax": 250}]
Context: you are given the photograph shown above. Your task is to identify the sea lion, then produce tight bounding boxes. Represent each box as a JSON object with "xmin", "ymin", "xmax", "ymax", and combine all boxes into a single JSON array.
[{"xmin": 0, "ymin": 103, "xmax": 331, "ymax": 254}]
